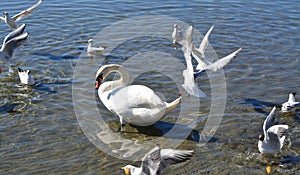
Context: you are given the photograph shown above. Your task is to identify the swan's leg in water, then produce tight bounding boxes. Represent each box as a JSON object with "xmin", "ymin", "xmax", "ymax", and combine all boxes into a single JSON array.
[{"xmin": 118, "ymin": 116, "xmax": 126, "ymax": 132}]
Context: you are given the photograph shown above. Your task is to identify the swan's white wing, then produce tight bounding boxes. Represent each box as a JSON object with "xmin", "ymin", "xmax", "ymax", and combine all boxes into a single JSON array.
[
  {"xmin": 204, "ymin": 48, "xmax": 242, "ymax": 71},
  {"xmin": 197, "ymin": 25, "xmax": 214, "ymax": 56},
  {"xmin": 13, "ymin": 0, "xmax": 42, "ymax": 22},
  {"xmin": 267, "ymin": 125, "xmax": 288, "ymax": 149},
  {"xmin": 263, "ymin": 106, "xmax": 276, "ymax": 136}
]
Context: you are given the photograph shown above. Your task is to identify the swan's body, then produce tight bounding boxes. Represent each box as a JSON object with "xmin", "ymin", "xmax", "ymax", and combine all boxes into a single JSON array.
[
  {"xmin": 121, "ymin": 146, "xmax": 193, "ymax": 175},
  {"xmin": 95, "ymin": 64, "xmax": 181, "ymax": 131},
  {"xmin": 258, "ymin": 107, "xmax": 289, "ymax": 154},
  {"xmin": 171, "ymin": 24, "xmax": 182, "ymax": 44},
  {"xmin": 87, "ymin": 39, "xmax": 105, "ymax": 55},
  {"xmin": 18, "ymin": 68, "xmax": 35, "ymax": 85},
  {"xmin": 281, "ymin": 92, "xmax": 299, "ymax": 112},
  {"xmin": 0, "ymin": 0, "xmax": 42, "ymax": 29},
  {"xmin": 0, "ymin": 24, "xmax": 28, "ymax": 72}
]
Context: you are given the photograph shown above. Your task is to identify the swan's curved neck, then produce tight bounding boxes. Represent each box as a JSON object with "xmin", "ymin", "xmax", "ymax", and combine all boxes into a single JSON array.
[{"xmin": 98, "ymin": 66, "xmax": 129, "ymax": 94}]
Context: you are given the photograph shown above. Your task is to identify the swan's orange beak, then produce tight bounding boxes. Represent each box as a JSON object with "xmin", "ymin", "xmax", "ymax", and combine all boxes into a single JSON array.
[{"xmin": 95, "ymin": 78, "xmax": 102, "ymax": 89}]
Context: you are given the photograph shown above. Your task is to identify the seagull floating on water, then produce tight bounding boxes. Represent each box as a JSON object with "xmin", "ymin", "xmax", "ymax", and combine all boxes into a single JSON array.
[
  {"xmin": 0, "ymin": 24, "xmax": 28, "ymax": 73},
  {"xmin": 191, "ymin": 26, "xmax": 242, "ymax": 77},
  {"xmin": 281, "ymin": 92, "xmax": 299, "ymax": 112},
  {"xmin": 18, "ymin": 67, "xmax": 35, "ymax": 85},
  {"xmin": 171, "ymin": 24, "xmax": 182, "ymax": 44},
  {"xmin": 0, "ymin": 0, "xmax": 42, "ymax": 29},
  {"xmin": 121, "ymin": 146, "xmax": 193, "ymax": 175},
  {"xmin": 87, "ymin": 39, "xmax": 106, "ymax": 55},
  {"xmin": 258, "ymin": 106, "xmax": 289, "ymax": 154}
]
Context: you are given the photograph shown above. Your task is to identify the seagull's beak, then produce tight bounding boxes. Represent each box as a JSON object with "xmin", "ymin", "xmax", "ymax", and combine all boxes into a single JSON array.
[{"xmin": 121, "ymin": 167, "xmax": 130, "ymax": 175}]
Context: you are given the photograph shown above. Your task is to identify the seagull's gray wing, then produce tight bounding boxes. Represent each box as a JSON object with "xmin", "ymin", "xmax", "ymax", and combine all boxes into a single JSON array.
[
  {"xmin": 263, "ymin": 106, "xmax": 276, "ymax": 136},
  {"xmin": 13, "ymin": 0, "xmax": 42, "ymax": 22},
  {"xmin": 157, "ymin": 149, "xmax": 193, "ymax": 174},
  {"xmin": 1, "ymin": 32, "xmax": 28, "ymax": 60},
  {"xmin": 267, "ymin": 125, "xmax": 289, "ymax": 149},
  {"xmin": 2, "ymin": 24, "xmax": 26, "ymax": 45},
  {"xmin": 204, "ymin": 48, "xmax": 242, "ymax": 71},
  {"xmin": 179, "ymin": 26, "xmax": 193, "ymax": 52},
  {"xmin": 141, "ymin": 146, "xmax": 162, "ymax": 175},
  {"xmin": 197, "ymin": 25, "xmax": 214, "ymax": 56}
]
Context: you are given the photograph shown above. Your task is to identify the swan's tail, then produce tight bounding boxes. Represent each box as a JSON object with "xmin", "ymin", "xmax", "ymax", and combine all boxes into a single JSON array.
[{"xmin": 164, "ymin": 96, "xmax": 182, "ymax": 115}]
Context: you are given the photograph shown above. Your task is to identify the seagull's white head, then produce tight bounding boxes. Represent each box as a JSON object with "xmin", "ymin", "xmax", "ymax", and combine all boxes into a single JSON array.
[
  {"xmin": 87, "ymin": 39, "xmax": 93, "ymax": 43},
  {"xmin": 3, "ymin": 12, "xmax": 9, "ymax": 17},
  {"xmin": 173, "ymin": 24, "xmax": 178, "ymax": 28}
]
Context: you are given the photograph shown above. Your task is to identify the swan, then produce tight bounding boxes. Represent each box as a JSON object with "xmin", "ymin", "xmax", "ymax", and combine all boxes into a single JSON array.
[
  {"xmin": 121, "ymin": 146, "xmax": 193, "ymax": 175},
  {"xmin": 95, "ymin": 64, "xmax": 182, "ymax": 131},
  {"xmin": 0, "ymin": 0, "xmax": 42, "ymax": 29},
  {"xmin": 258, "ymin": 106, "xmax": 289, "ymax": 153}
]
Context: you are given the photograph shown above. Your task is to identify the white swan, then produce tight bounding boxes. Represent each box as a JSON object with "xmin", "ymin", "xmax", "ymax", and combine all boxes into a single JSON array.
[
  {"xmin": 258, "ymin": 106, "xmax": 289, "ymax": 154},
  {"xmin": 281, "ymin": 92, "xmax": 299, "ymax": 112},
  {"xmin": 18, "ymin": 68, "xmax": 35, "ymax": 85},
  {"xmin": 95, "ymin": 64, "xmax": 182, "ymax": 131},
  {"xmin": 121, "ymin": 146, "xmax": 193, "ymax": 175},
  {"xmin": 0, "ymin": 0, "xmax": 42, "ymax": 29}
]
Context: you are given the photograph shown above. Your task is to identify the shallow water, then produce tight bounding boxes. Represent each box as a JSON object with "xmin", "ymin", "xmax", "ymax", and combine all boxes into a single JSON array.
[{"xmin": 0, "ymin": 0, "xmax": 299, "ymax": 174}]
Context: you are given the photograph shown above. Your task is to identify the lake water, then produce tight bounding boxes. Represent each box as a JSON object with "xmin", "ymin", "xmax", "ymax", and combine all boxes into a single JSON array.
[{"xmin": 0, "ymin": 0, "xmax": 299, "ymax": 174}]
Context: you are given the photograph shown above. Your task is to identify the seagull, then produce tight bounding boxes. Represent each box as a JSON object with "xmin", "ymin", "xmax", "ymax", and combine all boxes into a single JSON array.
[
  {"xmin": 258, "ymin": 106, "xmax": 289, "ymax": 154},
  {"xmin": 18, "ymin": 67, "xmax": 35, "ymax": 85},
  {"xmin": 180, "ymin": 26, "xmax": 206, "ymax": 98},
  {"xmin": 121, "ymin": 146, "xmax": 193, "ymax": 175},
  {"xmin": 281, "ymin": 92, "xmax": 299, "ymax": 112},
  {"xmin": 0, "ymin": 0, "xmax": 42, "ymax": 29},
  {"xmin": 0, "ymin": 24, "xmax": 28, "ymax": 72},
  {"xmin": 171, "ymin": 24, "xmax": 182, "ymax": 44},
  {"xmin": 87, "ymin": 39, "xmax": 106, "ymax": 55},
  {"xmin": 191, "ymin": 26, "xmax": 242, "ymax": 77}
]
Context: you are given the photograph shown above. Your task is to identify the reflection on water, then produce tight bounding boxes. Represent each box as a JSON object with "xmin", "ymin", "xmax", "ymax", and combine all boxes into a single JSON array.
[{"xmin": 0, "ymin": 0, "xmax": 299, "ymax": 174}]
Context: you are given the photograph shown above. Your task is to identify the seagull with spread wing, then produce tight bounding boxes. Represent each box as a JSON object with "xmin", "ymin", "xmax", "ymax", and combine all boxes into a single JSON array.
[
  {"xmin": 0, "ymin": 24, "xmax": 28, "ymax": 73},
  {"xmin": 191, "ymin": 26, "xmax": 242, "ymax": 78},
  {"xmin": 121, "ymin": 146, "xmax": 193, "ymax": 175},
  {"xmin": 180, "ymin": 26, "xmax": 206, "ymax": 97},
  {"xmin": 0, "ymin": 0, "xmax": 42, "ymax": 29},
  {"xmin": 281, "ymin": 92, "xmax": 299, "ymax": 112},
  {"xmin": 258, "ymin": 106, "xmax": 289, "ymax": 153}
]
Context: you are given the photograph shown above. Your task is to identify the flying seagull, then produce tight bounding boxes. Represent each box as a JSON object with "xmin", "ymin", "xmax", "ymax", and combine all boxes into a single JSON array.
[
  {"xmin": 121, "ymin": 146, "xmax": 193, "ymax": 175},
  {"xmin": 258, "ymin": 106, "xmax": 289, "ymax": 153},
  {"xmin": 191, "ymin": 26, "xmax": 242, "ymax": 77},
  {"xmin": 0, "ymin": 0, "xmax": 42, "ymax": 29},
  {"xmin": 0, "ymin": 24, "xmax": 28, "ymax": 73}
]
